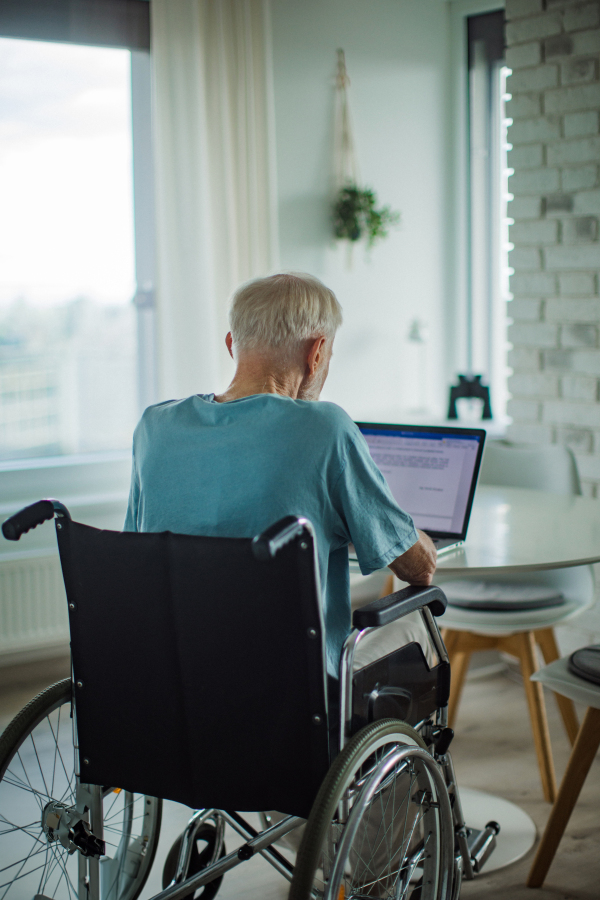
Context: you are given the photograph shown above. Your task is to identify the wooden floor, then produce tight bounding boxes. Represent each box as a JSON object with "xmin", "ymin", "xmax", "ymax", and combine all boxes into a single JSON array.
[{"xmin": 0, "ymin": 657, "xmax": 598, "ymax": 899}]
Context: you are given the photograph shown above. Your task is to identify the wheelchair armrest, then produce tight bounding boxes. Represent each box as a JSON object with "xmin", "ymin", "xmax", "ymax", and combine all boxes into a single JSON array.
[{"xmin": 352, "ymin": 584, "xmax": 447, "ymax": 629}]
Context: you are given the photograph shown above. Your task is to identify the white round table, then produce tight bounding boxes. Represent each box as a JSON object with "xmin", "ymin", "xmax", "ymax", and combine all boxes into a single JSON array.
[
  {"xmin": 354, "ymin": 485, "xmax": 600, "ymax": 873},
  {"xmin": 433, "ymin": 485, "xmax": 600, "ymax": 872},
  {"xmin": 436, "ymin": 484, "xmax": 600, "ymax": 575}
]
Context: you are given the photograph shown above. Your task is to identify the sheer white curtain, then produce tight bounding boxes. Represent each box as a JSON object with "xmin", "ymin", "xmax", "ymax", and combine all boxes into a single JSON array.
[{"xmin": 151, "ymin": 0, "xmax": 278, "ymax": 400}]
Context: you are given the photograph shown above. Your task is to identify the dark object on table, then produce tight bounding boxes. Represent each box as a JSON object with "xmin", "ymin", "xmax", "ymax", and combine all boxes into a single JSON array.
[
  {"xmin": 448, "ymin": 374, "xmax": 492, "ymax": 420},
  {"xmin": 569, "ymin": 644, "xmax": 600, "ymax": 686}
]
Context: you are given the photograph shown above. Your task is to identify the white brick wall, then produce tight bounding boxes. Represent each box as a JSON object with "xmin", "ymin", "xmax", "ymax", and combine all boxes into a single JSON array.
[
  {"xmin": 506, "ymin": 0, "xmax": 600, "ymax": 649},
  {"xmin": 506, "ymin": 0, "xmax": 600, "ymax": 499}
]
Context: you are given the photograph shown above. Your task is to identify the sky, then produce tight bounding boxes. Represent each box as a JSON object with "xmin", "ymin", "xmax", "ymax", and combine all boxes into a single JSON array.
[{"xmin": 0, "ymin": 37, "xmax": 135, "ymax": 308}]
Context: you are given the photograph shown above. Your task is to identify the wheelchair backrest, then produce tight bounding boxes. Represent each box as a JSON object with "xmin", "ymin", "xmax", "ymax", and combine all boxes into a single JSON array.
[{"xmin": 57, "ymin": 519, "xmax": 330, "ymax": 818}]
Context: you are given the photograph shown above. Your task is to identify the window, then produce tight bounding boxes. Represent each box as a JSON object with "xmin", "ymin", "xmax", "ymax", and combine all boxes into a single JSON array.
[
  {"xmin": 0, "ymin": 0, "xmax": 154, "ymax": 463},
  {"xmin": 466, "ymin": 9, "xmax": 511, "ymax": 423}
]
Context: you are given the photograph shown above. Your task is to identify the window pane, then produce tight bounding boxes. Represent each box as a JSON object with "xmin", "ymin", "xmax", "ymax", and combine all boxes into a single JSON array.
[
  {"xmin": 467, "ymin": 11, "xmax": 509, "ymax": 424},
  {"xmin": 0, "ymin": 37, "xmax": 137, "ymax": 460}
]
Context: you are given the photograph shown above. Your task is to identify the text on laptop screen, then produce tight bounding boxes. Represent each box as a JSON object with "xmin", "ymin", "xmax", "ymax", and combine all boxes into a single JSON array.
[{"xmin": 359, "ymin": 428, "xmax": 483, "ymax": 535}]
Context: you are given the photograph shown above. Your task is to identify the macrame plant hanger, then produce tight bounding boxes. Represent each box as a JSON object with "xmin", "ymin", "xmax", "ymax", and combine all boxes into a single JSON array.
[
  {"xmin": 334, "ymin": 49, "xmax": 359, "ymax": 266},
  {"xmin": 332, "ymin": 50, "xmax": 398, "ymax": 262},
  {"xmin": 334, "ymin": 49, "xmax": 359, "ymax": 190}
]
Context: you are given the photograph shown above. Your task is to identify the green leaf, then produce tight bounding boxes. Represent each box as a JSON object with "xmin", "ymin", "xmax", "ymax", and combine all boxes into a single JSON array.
[{"xmin": 332, "ymin": 183, "xmax": 399, "ymax": 247}]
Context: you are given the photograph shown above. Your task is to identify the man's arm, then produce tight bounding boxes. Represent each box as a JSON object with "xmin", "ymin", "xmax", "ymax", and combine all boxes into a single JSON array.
[{"xmin": 388, "ymin": 530, "xmax": 437, "ymax": 585}]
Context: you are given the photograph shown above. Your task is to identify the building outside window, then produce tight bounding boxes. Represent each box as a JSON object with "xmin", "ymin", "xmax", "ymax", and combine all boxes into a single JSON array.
[
  {"xmin": 0, "ymin": 38, "xmax": 137, "ymax": 460},
  {"xmin": 0, "ymin": 0, "xmax": 154, "ymax": 465}
]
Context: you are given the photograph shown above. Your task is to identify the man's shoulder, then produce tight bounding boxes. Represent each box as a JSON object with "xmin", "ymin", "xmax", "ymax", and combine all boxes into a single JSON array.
[
  {"xmin": 295, "ymin": 399, "xmax": 358, "ymax": 437},
  {"xmin": 134, "ymin": 396, "xmax": 194, "ymax": 439},
  {"xmin": 141, "ymin": 395, "xmax": 205, "ymax": 419},
  {"xmin": 135, "ymin": 394, "xmax": 360, "ymax": 447}
]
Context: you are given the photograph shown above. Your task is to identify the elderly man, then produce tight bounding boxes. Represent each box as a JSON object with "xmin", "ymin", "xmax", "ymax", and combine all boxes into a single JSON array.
[{"xmin": 124, "ymin": 272, "xmax": 436, "ymax": 675}]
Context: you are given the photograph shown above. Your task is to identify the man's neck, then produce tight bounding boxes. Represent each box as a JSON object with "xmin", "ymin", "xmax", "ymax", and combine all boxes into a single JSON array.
[{"xmin": 214, "ymin": 361, "xmax": 303, "ymax": 403}]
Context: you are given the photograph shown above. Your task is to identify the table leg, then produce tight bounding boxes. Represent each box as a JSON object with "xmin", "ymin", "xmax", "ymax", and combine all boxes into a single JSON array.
[{"xmin": 527, "ymin": 706, "xmax": 600, "ymax": 888}]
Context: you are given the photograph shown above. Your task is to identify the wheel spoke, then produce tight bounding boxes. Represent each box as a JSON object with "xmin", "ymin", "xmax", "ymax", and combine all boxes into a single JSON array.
[
  {"xmin": 0, "ymin": 820, "xmax": 41, "ymax": 837},
  {"xmin": 0, "ymin": 859, "xmax": 51, "ymax": 895},
  {"xmin": 0, "ymin": 831, "xmax": 50, "ymax": 900},
  {"xmin": 49, "ymin": 709, "xmax": 60, "ymax": 798},
  {"xmin": 0, "ymin": 685, "xmax": 160, "ymax": 900},
  {"xmin": 293, "ymin": 728, "xmax": 450, "ymax": 900},
  {"xmin": 49, "ymin": 843, "xmax": 78, "ymax": 900},
  {"xmin": 37, "ymin": 843, "xmax": 52, "ymax": 896},
  {"xmin": 0, "ymin": 842, "xmax": 50, "ymax": 876},
  {"xmin": 14, "ymin": 751, "xmax": 44, "ymax": 805},
  {"xmin": 40, "ymin": 843, "xmax": 68, "ymax": 897},
  {"xmin": 30, "ymin": 733, "xmax": 50, "ymax": 798},
  {"xmin": 2, "ymin": 771, "xmax": 55, "ymax": 804},
  {"xmin": 57, "ymin": 769, "xmax": 76, "ymax": 806},
  {"xmin": 47, "ymin": 706, "xmax": 74, "ymax": 795}
]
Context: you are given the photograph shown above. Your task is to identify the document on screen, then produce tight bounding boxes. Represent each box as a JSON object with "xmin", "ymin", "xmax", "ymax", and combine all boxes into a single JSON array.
[{"xmin": 364, "ymin": 432, "xmax": 480, "ymax": 533}]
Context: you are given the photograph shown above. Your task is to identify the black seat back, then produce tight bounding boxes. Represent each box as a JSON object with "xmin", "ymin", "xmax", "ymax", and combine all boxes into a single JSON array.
[{"xmin": 57, "ymin": 519, "xmax": 329, "ymax": 817}]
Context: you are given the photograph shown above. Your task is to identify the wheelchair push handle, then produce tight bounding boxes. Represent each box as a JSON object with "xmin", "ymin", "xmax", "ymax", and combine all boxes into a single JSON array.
[
  {"xmin": 2, "ymin": 499, "xmax": 70, "ymax": 541},
  {"xmin": 252, "ymin": 515, "xmax": 313, "ymax": 561}
]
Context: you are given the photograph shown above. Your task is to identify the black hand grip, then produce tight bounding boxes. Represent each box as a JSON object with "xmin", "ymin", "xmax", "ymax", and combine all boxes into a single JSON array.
[
  {"xmin": 252, "ymin": 515, "xmax": 308, "ymax": 561},
  {"xmin": 2, "ymin": 500, "xmax": 55, "ymax": 541}
]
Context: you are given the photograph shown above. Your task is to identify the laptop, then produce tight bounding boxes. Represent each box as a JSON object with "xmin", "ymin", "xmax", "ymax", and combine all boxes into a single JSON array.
[{"xmin": 354, "ymin": 422, "xmax": 486, "ymax": 556}]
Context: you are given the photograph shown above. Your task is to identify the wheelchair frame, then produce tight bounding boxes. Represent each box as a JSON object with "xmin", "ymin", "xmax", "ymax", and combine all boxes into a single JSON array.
[{"xmin": 0, "ymin": 501, "xmax": 500, "ymax": 900}]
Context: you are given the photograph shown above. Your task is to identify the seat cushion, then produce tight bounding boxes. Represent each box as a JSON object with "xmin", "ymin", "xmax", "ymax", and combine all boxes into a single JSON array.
[
  {"xmin": 443, "ymin": 580, "xmax": 565, "ymax": 611},
  {"xmin": 569, "ymin": 645, "xmax": 600, "ymax": 686}
]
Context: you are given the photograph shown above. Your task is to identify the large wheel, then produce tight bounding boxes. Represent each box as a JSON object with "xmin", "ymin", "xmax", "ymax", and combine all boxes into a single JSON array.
[
  {"xmin": 0, "ymin": 679, "xmax": 162, "ymax": 900},
  {"xmin": 289, "ymin": 719, "xmax": 454, "ymax": 900}
]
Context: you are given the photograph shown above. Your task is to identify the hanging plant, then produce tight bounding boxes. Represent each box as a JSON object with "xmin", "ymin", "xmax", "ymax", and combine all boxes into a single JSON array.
[
  {"xmin": 333, "ymin": 184, "xmax": 399, "ymax": 247},
  {"xmin": 332, "ymin": 50, "xmax": 399, "ymax": 251}
]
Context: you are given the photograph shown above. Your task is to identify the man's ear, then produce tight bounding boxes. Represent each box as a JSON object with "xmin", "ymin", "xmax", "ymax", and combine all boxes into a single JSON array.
[
  {"xmin": 307, "ymin": 336, "xmax": 326, "ymax": 374},
  {"xmin": 225, "ymin": 332, "xmax": 234, "ymax": 359}
]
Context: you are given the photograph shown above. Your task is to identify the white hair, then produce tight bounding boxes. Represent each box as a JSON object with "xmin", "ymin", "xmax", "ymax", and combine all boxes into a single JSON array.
[{"xmin": 229, "ymin": 272, "xmax": 343, "ymax": 354}]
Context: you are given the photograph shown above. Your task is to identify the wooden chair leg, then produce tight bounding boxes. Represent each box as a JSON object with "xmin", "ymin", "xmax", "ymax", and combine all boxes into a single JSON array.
[
  {"xmin": 511, "ymin": 632, "xmax": 557, "ymax": 804},
  {"xmin": 441, "ymin": 628, "xmax": 457, "ymax": 654},
  {"xmin": 447, "ymin": 646, "xmax": 472, "ymax": 730},
  {"xmin": 380, "ymin": 572, "xmax": 394, "ymax": 599},
  {"xmin": 535, "ymin": 628, "xmax": 579, "ymax": 746},
  {"xmin": 527, "ymin": 707, "xmax": 600, "ymax": 888}
]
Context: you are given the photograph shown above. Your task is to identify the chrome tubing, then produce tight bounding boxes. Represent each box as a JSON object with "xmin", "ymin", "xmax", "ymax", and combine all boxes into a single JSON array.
[
  {"xmin": 440, "ymin": 752, "xmax": 474, "ymax": 880},
  {"xmin": 220, "ymin": 811, "xmax": 300, "ymax": 883},
  {"xmin": 339, "ymin": 626, "xmax": 373, "ymax": 751},
  {"xmin": 170, "ymin": 809, "xmax": 218, "ymax": 885},
  {"xmin": 87, "ymin": 785, "xmax": 104, "ymax": 900},
  {"xmin": 325, "ymin": 745, "xmax": 454, "ymax": 900},
  {"xmin": 420, "ymin": 606, "xmax": 449, "ymax": 665},
  {"xmin": 147, "ymin": 813, "xmax": 304, "ymax": 900}
]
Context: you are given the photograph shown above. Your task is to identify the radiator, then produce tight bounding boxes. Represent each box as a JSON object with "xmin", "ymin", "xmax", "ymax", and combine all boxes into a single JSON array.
[{"xmin": 0, "ymin": 554, "xmax": 69, "ymax": 660}]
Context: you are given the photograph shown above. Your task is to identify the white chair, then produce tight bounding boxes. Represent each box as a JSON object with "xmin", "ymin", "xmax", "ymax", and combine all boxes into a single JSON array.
[
  {"xmin": 437, "ymin": 441, "xmax": 596, "ymax": 803},
  {"xmin": 527, "ymin": 654, "xmax": 600, "ymax": 888}
]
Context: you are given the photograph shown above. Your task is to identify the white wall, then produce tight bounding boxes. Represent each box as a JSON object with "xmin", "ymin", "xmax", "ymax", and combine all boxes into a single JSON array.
[{"xmin": 270, "ymin": 0, "xmax": 453, "ymax": 421}]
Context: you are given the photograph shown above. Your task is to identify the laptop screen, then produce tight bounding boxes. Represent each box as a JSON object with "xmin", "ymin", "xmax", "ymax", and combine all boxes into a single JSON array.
[{"xmin": 356, "ymin": 423, "xmax": 486, "ymax": 539}]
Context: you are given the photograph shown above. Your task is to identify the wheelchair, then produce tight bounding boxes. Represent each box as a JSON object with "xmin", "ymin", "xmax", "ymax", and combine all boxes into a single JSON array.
[{"xmin": 0, "ymin": 499, "xmax": 499, "ymax": 900}]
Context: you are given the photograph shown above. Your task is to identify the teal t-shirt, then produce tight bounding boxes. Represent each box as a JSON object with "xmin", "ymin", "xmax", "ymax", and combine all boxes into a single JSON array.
[{"xmin": 124, "ymin": 393, "xmax": 418, "ymax": 673}]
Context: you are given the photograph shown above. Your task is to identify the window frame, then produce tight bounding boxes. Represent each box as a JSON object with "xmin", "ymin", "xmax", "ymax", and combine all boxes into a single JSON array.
[{"xmin": 447, "ymin": 0, "xmax": 507, "ymax": 430}]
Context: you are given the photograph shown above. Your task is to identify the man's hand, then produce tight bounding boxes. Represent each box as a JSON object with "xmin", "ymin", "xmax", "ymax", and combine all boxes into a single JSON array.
[{"xmin": 388, "ymin": 530, "xmax": 437, "ymax": 585}]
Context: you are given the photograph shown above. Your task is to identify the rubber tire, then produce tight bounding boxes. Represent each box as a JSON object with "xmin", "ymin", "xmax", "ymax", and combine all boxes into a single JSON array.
[
  {"xmin": 288, "ymin": 718, "xmax": 453, "ymax": 900},
  {"xmin": 0, "ymin": 678, "xmax": 162, "ymax": 900},
  {"xmin": 162, "ymin": 824, "xmax": 226, "ymax": 899}
]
